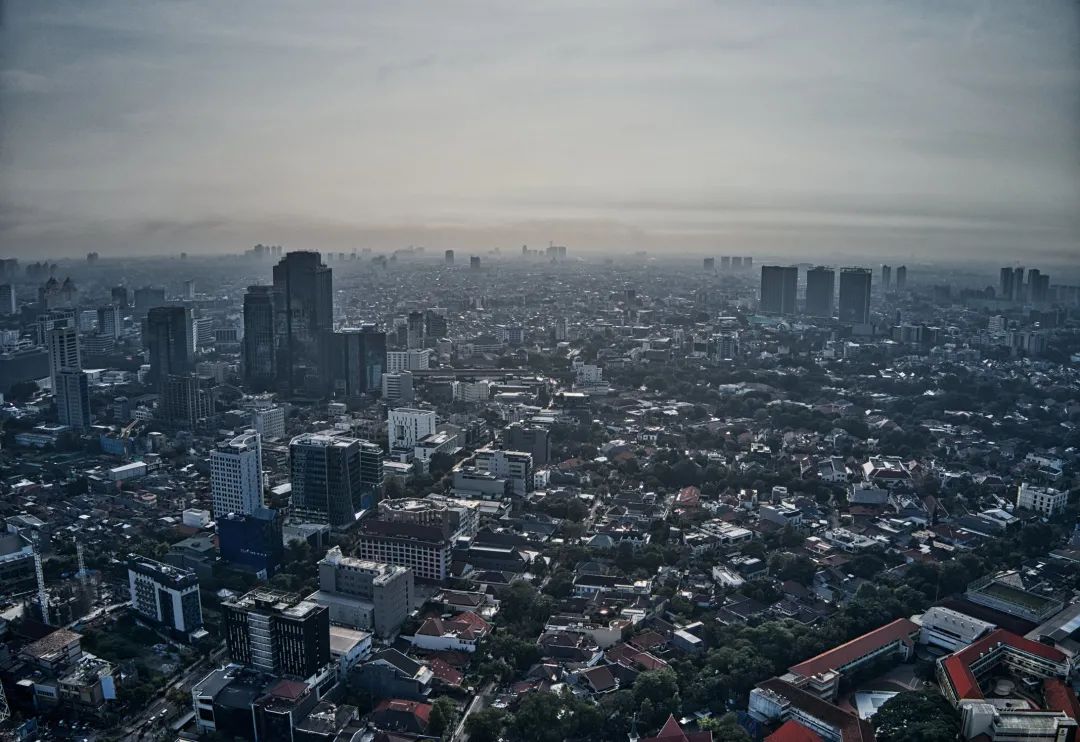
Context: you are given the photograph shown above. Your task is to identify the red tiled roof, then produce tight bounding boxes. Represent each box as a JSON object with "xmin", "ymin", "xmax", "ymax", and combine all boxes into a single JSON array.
[
  {"xmin": 756, "ymin": 678, "xmax": 874, "ymax": 742},
  {"xmin": 427, "ymin": 657, "xmax": 464, "ymax": 687},
  {"xmin": 268, "ymin": 679, "xmax": 308, "ymax": 700},
  {"xmin": 766, "ymin": 720, "xmax": 825, "ymax": 742},
  {"xmin": 416, "ymin": 610, "xmax": 491, "ymax": 640},
  {"xmin": 1043, "ymin": 678, "xmax": 1080, "ymax": 722},
  {"xmin": 374, "ymin": 699, "xmax": 432, "ymax": 726},
  {"xmin": 939, "ymin": 629, "xmax": 1068, "ymax": 701},
  {"xmin": 789, "ymin": 618, "xmax": 918, "ymax": 678},
  {"xmin": 641, "ymin": 714, "xmax": 713, "ymax": 742}
]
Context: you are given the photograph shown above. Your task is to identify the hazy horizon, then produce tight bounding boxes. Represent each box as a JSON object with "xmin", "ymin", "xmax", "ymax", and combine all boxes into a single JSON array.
[{"xmin": 2, "ymin": 1, "xmax": 1079, "ymax": 261}]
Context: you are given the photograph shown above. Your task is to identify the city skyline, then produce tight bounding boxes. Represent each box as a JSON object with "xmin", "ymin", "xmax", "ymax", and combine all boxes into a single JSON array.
[{"xmin": 2, "ymin": 1, "xmax": 1078, "ymax": 261}]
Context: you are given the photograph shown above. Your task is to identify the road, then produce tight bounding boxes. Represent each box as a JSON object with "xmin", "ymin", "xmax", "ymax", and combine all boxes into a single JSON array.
[
  {"xmin": 120, "ymin": 646, "xmax": 227, "ymax": 741},
  {"xmin": 452, "ymin": 681, "xmax": 495, "ymax": 741}
]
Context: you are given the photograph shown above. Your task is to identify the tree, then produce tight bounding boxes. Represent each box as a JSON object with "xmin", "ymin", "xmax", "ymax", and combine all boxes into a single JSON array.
[
  {"xmin": 698, "ymin": 713, "xmax": 751, "ymax": 742},
  {"xmin": 465, "ymin": 708, "xmax": 505, "ymax": 742},
  {"xmin": 427, "ymin": 696, "xmax": 458, "ymax": 739},
  {"xmin": 872, "ymin": 691, "xmax": 960, "ymax": 742}
]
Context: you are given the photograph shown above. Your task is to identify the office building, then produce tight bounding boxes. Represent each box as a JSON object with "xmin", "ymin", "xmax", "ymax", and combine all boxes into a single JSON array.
[
  {"xmin": 382, "ymin": 371, "xmax": 414, "ymax": 406},
  {"xmin": 273, "ymin": 251, "xmax": 333, "ymax": 393},
  {"xmin": 0, "ymin": 284, "xmax": 15, "ymax": 314},
  {"xmin": 444, "ymin": 249, "xmax": 454, "ymax": 265},
  {"xmin": 895, "ymin": 265, "xmax": 907, "ymax": 289},
  {"xmin": 289, "ymin": 433, "xmax": 368, "ymax": 527},
  {"xmin": 160, "ymin": 374, "xmax": 214, "ymax": 428},
  {"xmin": 1030, "ymin": 270, "xmax": 1050, "ymax": 303},
  {"xmin": 133, "ymin": 286, "xmax": 166, "ymax": 315},
  {"xmin": 759, "ymin": 266, "xmax": 798, "ymax": 315},
  {"xmin": 56, "ymin": 370, "xmax": 91, "ymax": 430},
  {"xmin": 386, "ymin": 349, "xmax": 431, "ymax": 374},
  {"xmin": 145, "ymin": 306, "xmax": 194, "ymax": 388},
  {"xmin": 242, "ymin": 285, "xmax": 280, "ymax": 391},
  {"xmin": 252, "ymin": 405, "xmax": 286, "ymax": 440},
  {"xmin": 470, "ymin": 256, "xmax": 480, "ymax": 269},
  {"xmin": 1016, "ymin": 482, "xmax": 1067, "ymax": 518},
  {"xmin": 47, "ymin": 325, "xmax": 81, "ymax": 391},
  {"xmin": 474, "ymin": 446, "xmax": 533, "ymax": 496},
  {"xmin": 501, "ymin": 423, "xmax": 550, "ymax": 466},
  {"xmin": 388, "ymin": 408, "xmax": 436, "ymax": 452},
  {"xmin": 881, "ymin": 265, "xmax": 891, "ymax": 289},
  {"xmin": 322, "ymin": 325, "xmax": 385, "ymax": 398},
  {"xmin": 703, "ymin": 257, "xmax": 715, "ymax": 272},
  {"xmin": 355, "ymin": 499, "xmax": 475, "ymax": 582},
  {"xmin": 838, "ymin": 268, "xmax": 872, "ymax": 325},
  {"xmin": 110, "ymin": 286, "xmax": 128, "ymax": 308},
  {"xmin": 96, "ymin": 305, "xmax": 122, "ymax": 340},
  {"xmin": 128, "ymin": 555, "xmax": 204, "ymax": 637},
  {"xmin": 424, "ymin": 309, "xmax": 447, "ymax": 340},
  {"xmin": 218, "ymin": 508, "xmax": 284, "ymax": 578},
  {"xmin": 307, "ymin": 546, "xmax": 413, "ymax": 639},
  {"xmin": 211, "ymin": 431, "xmax": 264, "ymax": 517},
  {"xmin": 223, "ymin": 589, "xmax": 330, "ymax": 679},
  {"xmin": 406, "ymin": 311, "xmax": 425, "ymax": 349},
  {"xmin": 804, "ymin": 267, "xmax": 835, "ymax": 318}
]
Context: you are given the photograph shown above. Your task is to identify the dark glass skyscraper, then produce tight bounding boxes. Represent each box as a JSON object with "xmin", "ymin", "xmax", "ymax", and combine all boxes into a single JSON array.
[
  {"xmin": 759, "ymin": 265, "xmax": 798, "ymax": 315},
  {"xmin": 838, "ymin": 268, "xmax": 872, "ymax": 324},
  {"xmin": 272, "ymin": 251, "xmax": 333, "ymax": 394},
  {"xmin": 145, "ymin": 306, "xmax": 193, "ymax": 388},
  {"xmin": 322, "ymin": 325, "xmax": 386, "ymax": 398},
  {"xmin": 242, "ymin": 285, "xmax": 281, "ymax": 391},
  {"xmin": 805, "ymin": 266, "xmax": 835, "ymax": 318}
]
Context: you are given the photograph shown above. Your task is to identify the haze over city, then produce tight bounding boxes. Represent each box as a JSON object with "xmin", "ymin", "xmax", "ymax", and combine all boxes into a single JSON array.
[{"xmin": 2, "ymin": 1, "xmax": 1079, "ymax": 263}]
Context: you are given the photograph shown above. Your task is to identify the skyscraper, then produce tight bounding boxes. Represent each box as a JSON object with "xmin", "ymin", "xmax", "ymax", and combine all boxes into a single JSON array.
[
  {"xmin": 211, "ymin": 431, "xmax": 264, "ymax": 517},
  {"xmin": 111, "ymin": 286, "xmax": 129, "ymax": 308},
  {"xmin": 0, "ymin": 284, "xmax": 16, "ymax": 315},
  {"xmin": 160, "ymin": 373, "xmax": 214, "ymax": 428},
  {"xmin": 805, "ymin": 267, "xmax": 836, "ymax": 318},
  {"xmin": 242, "ymin": 285, "xmax": 280, "ymax": 391},
  {"xmin": 145, "ymin": 306, "xmax": 193, "ymax": 388},
  {"xmin": 97, "ymin": 304, "xmax": 122, "ymax": 339},
  {"xmin": 703, "ymin": 257, "xmax": 715, "ymax": 272},
  {"xmin": 1031, "ymin": 271, "xmax": 1050, "ymax": 303},
  {"xmin": 1000, "ymin": 267, "xmax": 1016, "ymax": 301},
  {"xmin": 289, "ymin": 433, "xmax": 368, "ymax": 527},
  {"xmin": 838, "ymin": 268, "xmax": 872, "ymax": 324},
  {"xmin": 47, "ymin": 325, "xmax": 81, "ymax": 391},
  {"xmin": 444, "ymin": 249, "xmax": 454, "ymax": 266},
  {"xmin": 759, "ymin": 265, "xmax": 798, "ymax": 315},
  {"xmin": 56, "ymin": 369, "xmax": 90, "ymax": 429},
  {"xmin": 272, "ymin": 251, "xmax": 333, "ymax": 394},
  {"xmin": 895, "ymin": 265, "xmax": 907, "ymax": 290},
  {"xmin": 470, "ymin": 256, "xmax": 481, "ymax": 269},
  {"xmin": 881, "ymin": 265, "xmax": 891, "ymax": 290},
  {"xmin": 322, "ymin": 325, "xmax": 386, "ymax": 398},
  {"xmin": 406, "ymin": 311, "xmax": 425, "ymax": 349}
]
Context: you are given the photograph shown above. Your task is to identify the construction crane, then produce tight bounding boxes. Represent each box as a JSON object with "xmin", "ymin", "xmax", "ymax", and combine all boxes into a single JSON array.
[{"xmin": 32, "ymin": 532, "xmax": 49, "ymax": 625}]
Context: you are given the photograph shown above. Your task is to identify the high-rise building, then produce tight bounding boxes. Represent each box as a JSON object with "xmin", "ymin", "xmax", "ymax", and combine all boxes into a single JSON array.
[
  {"xmin": 47, "ymin": 325, "xmax": 81, "ymax": 391},
  {"xmin": 110, "ymin": 286, "xmax": 128, "ymax": 308},
  {"xmin": 160, "ymin": 374, "xmax": 214, "ymax": 428},
  {"xmin": 322, "ymin": 326, "xmax": 386, "ymax": 398},
  {"xmin": 56, "ymin": 370, "xmax": 90, "ymax": 429},
  {"xmin": 895, "ymin": 265, "xmax": 907, "ymax": 290},
  {"xmin": 424, "ymin": 309, "xmax": 447, "ymax": 340},
  {"xmin": 272, "ymin": 251, "xmax": 333, "ymax": 394},
  {"xmin": 838, "ymin": 268, "xmax": 872, "ymax": 325},
  {"xmin": 218, "ymin": 508, "xmax": 284, "ymax": 578},
  {"xmin": 0, "ymin": 284, "xmax": 16, "ymax": 315},
  {"xmin": 145, "ymin": 306, "xmax": 193, "ymax": 388},
  {"xmin": 97, "ymin": 305, "xmax": 122, "ymax": 340},
  {"xmin": 406, "ymin": 311, "xmax": 425, "ymax": 350},
  {"xmin": 128, "ymin": 555, "xmax": 203, "ymax": 637},
  {"xmin": 502, "ymin": 423, "xmax": 551, "ymax": 466},
  {"xmin": 881, "ymin": 265, "xmax": 891, "ymax": 289},
  {"xmin": 386, "ymin": 349, "xmax": 431, "ymax": 374},
  {"xmin": 381, "ymin": 371, "xmax": 414, "ymax": 406},
  {"xmin": 211, "ymin": 431, "xmax": 264, "ymax": 517},
  {"xmin": 805, "ymin": 267, "xmax": 835, "ymax": 318},
  {"xmin": 1031, "ymin": 271, "xmax": 1050, "ymax": 303},
  {"xmin": 388, "ymin": 408, "xmax": 436, "ymax": 452},
  {"xmin": 759, "ymin": 266, "xmax": 798, "ymax": 315},
  {"xmin": 703, "ymin": 257, "xmax": 715, "ymax": 272},
  {"xmin": 444, "ymin": 250, "xmax": 454, "ymax": 266},
  {"xmin": 1000, "ymin": 267, "xmax": 1016, "ymax": 301},
  {"xmin": 720, "ymin": 256, "xmax": 731, "ymax": 270},
  {"xmin": 242, "ymin": 285, "xmax": 281, "ymax": 392},
  {"xmin": 183, "ymin": 280, "xmax": 196, "ymax": 301},
  {"xmin": 223, "ymin": 589, "xmax": 330, "ymax": 679},
  {"xmin": 289, "ymin": 434, "xmax": 368, "ymax": 527},
  {"xmin": 469, "ymin": 256, "xmax": 481, "ymax": 269},
  {"xmin": 133, "ymin": 286, "xmax": 166, "ymax": 315},
  {"xmin": 251, "ymin": 405, "xmax": 286, "ymax": 440},
  {"xmin": 308, "ymin": 546, "xmax": 413, "ymax": 639}
]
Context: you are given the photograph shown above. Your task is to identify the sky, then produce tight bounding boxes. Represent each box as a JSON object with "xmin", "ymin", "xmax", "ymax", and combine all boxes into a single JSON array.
[{"xmin": 1, "ymin": 1, "xmax": 1079, "ymax": 263}]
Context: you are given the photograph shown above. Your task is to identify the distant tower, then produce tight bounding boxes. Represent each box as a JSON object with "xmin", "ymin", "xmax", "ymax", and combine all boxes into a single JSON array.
[
  {"xmin": 881, "ymin": 264, "xmax": 891, "ymax": 289},
  {"xmin": 895, "ymin": 265, "xmax": 907, "ymax": 290},
  {"xmin": 444, "ymin": 249, "xmax": 454, "ymax": 266},
  {"xmin": 470, "ymin": 256, "xmax": 481, "ymax": 269},
  {"xmin": 33, "ymin": 534, "xmax": 49, "ymax": 624},
  {"xmin": 76, "ymin": 540, "xmax": 88, "ymax": 585},
  {"xmin": 838, "ymin": 268, "xmax": 872, "ymax": 324},
  {"xmin": 759, "ymin": 265, "xmax": 798, "ymax": 315}
]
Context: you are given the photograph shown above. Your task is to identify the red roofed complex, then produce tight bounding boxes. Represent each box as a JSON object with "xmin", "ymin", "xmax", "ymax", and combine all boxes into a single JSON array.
[
  {"xmin": 937, "ymin": 628, "xmax": 1070, "ymax": 705},
  {"xmin": 641, "ymin": 714, "xmax": 713, "ymax": 742},
  {"xmin": 410, "ymin": 610, "xmax": 491, "ymax": 653},
  {"xmin": 765, "ymin": 720, "xmax": 825, "ymax": 742},
  {"xmin": 369, "ymin": 699, "xmax": 432, "ymax": 735},
  {"xmin": 786, "ymin": 618, "xmax": 919, "ymax": 700}
]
